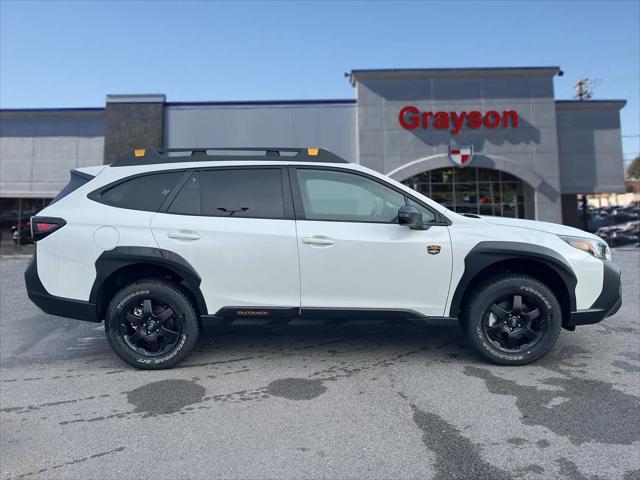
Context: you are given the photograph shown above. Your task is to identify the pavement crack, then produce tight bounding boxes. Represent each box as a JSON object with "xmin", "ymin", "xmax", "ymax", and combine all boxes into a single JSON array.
[
  {"xmin": 5, "ymin": 446, "xmax": 125, "ymax": 480},
  {"xmin": 293, "ymin": 335, "xmax": 367, "ymax": 350},
  {"xmin": 1, "ymin": 394, "xmax": 111, "ymax": 414},
  {"xmin": 182, "ymin": 355, "xmax": 256, "ymax": 368}
]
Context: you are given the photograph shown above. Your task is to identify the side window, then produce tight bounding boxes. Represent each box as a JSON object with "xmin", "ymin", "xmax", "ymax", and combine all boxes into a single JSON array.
[
  {"xmin": 169, "ymin": 168, "xmax": 285, "ymax": 219},
  {"xmin": 168, "ymin": 168, "xmax": 284, "ymax": 218},
  {"xmin": 296, "ymin": 169, "xmax": 406, "ymax": 223},
  {"xmin": 201, "ymin": 169, "xmax": 284, "ymax": 218},
  {"xmin": 407, "ymin": 198, "xmax": 437, "ymax": 223},
  {"xmin": 169, "ymin": 172, "xmax": 200, "ymax": 215},
  {"xmin": 99, "ymin": 171, "xmax": 183, "ymax": 212}
]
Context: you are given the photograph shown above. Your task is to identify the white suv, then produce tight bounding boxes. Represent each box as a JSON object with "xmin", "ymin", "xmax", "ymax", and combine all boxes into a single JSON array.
[{"xmin": 25, "ymin": 148, "xmax": 621, "ymax": 369}]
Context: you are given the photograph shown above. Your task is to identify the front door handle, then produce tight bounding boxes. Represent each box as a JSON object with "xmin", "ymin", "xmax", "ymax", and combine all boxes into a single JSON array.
[
  {"xmin": 302, "ymin": 236, "xmax": 335, "ymax": 246},
  {"xmin": 167, "ymin": 231, "xmax": 200, "ymax": 241}
]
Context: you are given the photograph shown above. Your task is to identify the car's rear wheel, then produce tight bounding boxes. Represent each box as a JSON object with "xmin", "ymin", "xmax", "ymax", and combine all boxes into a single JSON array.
[
  {"xmin": 105, "ymin": 280, "xmax": 200, "ymax": 369},
  {"xmin": 463, "ymin": 274, "xmax": 562, "ymax": 365}
]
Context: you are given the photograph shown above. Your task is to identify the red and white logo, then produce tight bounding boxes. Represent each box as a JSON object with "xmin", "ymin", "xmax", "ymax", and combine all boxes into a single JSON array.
[{"xmin": 449, "ymin": 145, "xmax": 474, "ymax": 168}]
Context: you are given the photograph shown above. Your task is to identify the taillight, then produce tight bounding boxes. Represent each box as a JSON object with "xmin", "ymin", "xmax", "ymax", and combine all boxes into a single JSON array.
[{"xmin": 31, "ymin": 217, "xmax": 66, "ymax": 242}]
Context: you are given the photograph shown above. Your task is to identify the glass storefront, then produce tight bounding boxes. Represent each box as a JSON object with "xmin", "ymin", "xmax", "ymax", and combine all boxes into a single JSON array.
[{"xmin": 402, "ymin": 167, "xmax": 527, "ymax": 218}]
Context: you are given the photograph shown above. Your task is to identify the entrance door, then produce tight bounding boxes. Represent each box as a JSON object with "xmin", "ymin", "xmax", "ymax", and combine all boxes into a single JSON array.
[{"xmin": 291, "ymin": 167, "xmax": 452, "ymax": 317}]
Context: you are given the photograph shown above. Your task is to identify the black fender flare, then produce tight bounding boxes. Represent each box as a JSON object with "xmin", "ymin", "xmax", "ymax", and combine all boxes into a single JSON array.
[
  {"xmin": 90, "ymin": 246, "xmax": 208, "ymax": 315},
  {"xmin": 448, "ymin": 241, "xmax": 577, "ymax": 317}
]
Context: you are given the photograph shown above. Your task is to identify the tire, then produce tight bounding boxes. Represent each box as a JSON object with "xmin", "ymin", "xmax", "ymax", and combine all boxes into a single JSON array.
[
  {"xmin": 463, "ymin": 274, "xmax": 562, "ymax": 365},
  {"xmin": 105, "ymin": 280, "xmax": 200, "ymax": 369}
]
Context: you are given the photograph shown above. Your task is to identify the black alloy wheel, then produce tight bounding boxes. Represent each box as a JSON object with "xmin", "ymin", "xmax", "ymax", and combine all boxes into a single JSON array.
[
  {"xmin": 120, "ymin": 298, "xmax": 183, "ymax": 357},
  {"xmin": 482, "ymin": 293, "xmax": 547, "ymax": 353}
]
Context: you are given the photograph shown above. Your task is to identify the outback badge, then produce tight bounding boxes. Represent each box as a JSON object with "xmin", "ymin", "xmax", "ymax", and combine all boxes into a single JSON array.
[{"xmin": 427, "ymin": 245, "xmax": 441, "ymax": 255}]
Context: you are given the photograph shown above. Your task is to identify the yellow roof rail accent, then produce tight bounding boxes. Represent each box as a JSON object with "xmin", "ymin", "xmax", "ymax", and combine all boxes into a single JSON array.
[
  {"xmin": 307, "ymin": 148, "xmax": 319, "ymax": 156},
  {"xmin": 134, "ymin": 149, "xmax": 146, "ymax": 157}
]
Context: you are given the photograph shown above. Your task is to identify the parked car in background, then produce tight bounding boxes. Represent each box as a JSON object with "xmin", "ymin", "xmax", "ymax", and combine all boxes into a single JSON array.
[
  {"xmin": 1, "ymin": 210, "xmax": 38, "ymax": 248},
  {"xmin": 0, "ymin": 209, "xmax": 38, "ymax": 225},
  {"xmin": 596, "ymin": 220, "xmax": 640, "ymax": 247},
  {"xmin": 579, "ymin": 207, "xmax": 614, "ymax": 232},
  {"xmin": 611, "ymin": 204, "xmax": 640, "ymax": 223},
  {"xmin": 578, "ymin": 202, "xmax": 639, "ymax": 233},
  {"xmin": 11, "ymin": 222, "xmax": 34, "ymax": 245}
]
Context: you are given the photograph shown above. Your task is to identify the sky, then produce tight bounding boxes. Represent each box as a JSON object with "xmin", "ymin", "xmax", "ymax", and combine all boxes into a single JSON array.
[{"xmin": 1, "ymin": 0, "xmax": 638, "ymax": 162}]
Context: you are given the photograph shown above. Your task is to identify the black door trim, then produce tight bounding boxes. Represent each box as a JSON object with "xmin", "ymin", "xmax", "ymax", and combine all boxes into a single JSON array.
[{"xmin": 204, "ymin": 306, "xmax": 457, "ymax": 326}]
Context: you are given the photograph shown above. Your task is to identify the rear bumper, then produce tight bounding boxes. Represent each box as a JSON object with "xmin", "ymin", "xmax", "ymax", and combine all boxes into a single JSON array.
[
  {"xmin": 24, "ymin": 252, "xmax": 100, "ymax": 323},
  {"xmin": 568, "ymin": 259, "xmax": 622, "ymax": 327}
]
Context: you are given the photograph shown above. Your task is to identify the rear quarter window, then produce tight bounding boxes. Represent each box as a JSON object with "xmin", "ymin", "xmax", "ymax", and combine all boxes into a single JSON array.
[{"xmin": 95, "ymin": 171, "xmax": 183, "ymax": 212}]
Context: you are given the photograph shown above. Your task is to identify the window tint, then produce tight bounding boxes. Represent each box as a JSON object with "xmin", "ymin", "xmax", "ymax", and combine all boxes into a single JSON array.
[
  {"xmin": 202, "ymin": 169, "xmax": 284, "ymax": 218},
  {"xmin": 296, "ymin": 169, "xmax": 406, "ymax": 223},
  {"xmin": 169, "ymin": 172, "xmax": 201, "ymax": 215},
  {"xmin": 100, "ymin": 171, "xmax": 183, "ymax": 212}
]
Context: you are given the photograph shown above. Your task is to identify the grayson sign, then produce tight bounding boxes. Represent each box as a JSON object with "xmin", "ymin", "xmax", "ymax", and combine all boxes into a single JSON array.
[{"xmin": 398, "ymin": 106, "xmax": 519, "ymax": 134}]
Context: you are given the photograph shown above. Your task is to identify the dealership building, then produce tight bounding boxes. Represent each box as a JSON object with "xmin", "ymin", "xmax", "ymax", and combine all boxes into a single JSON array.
[{"xmin": 0, "ymin": 66, "xmax": 627, "ymax": 227}]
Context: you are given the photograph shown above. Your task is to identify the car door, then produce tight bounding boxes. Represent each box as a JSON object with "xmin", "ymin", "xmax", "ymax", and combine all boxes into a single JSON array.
[
  {"xmin": 291, "ymin": 166, "xmax": 452, "ymax": 317},
  {"xmin": 151, "ymin": 166, "xmax": 300, "ymax": 316}
]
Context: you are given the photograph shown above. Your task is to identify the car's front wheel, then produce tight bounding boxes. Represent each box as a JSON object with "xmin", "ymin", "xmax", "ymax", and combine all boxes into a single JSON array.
[
  {"xmin": 105, "ymin": 280, "xmax": 200, "ymax": 369},
  {"xmin": 463, "ymin": 274, "xmax": 562, "ymax": 365}
]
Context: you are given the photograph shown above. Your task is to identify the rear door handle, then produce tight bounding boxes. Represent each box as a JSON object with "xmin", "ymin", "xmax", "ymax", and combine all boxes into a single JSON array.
[
  {"xmin": 302, "ymin": 236, "xmax": 335, "ymax": 246},
  {"xmin": 167, "ymin": 231, "xmax": 200, "ymax": 241}
]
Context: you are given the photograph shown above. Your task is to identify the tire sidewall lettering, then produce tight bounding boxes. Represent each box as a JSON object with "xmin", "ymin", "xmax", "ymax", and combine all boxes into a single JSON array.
[
  {"xmin": 520, "ymin": 285, "xmax": 552, "ymax": 310},
  {"xmin": 475, "ymin": 325, "xmax": 526, "ymax": 361},
  {"xmin": 136, "ymin": 334, "xmax": 188, "ymax": 365},
  {"xmin": 115, "ymin": 290, "xmax": 150, "ymax": 313}
]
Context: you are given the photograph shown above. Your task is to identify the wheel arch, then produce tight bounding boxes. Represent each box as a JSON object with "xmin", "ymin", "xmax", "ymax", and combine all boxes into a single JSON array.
[
  {"xmin": 449, "ymin": 242, "xmax": 577, "ymax": 329},
  {"xmin": 90, "ymin": 247, "xmax": 208, "ymax": 321}
]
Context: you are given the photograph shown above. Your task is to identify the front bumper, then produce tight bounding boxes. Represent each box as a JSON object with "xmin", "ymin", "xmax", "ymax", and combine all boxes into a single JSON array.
[
  {"xmin": 24, "ymin": 252, "xmax": 100, "ymax": 322},
  {"xmin": 567, "ymin": 259, "xmax": 622, "ymax": 327}
]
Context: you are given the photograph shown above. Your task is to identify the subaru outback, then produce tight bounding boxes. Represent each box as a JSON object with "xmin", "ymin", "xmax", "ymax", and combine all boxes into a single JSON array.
[{"xmin": 25, "ymin": 147, "xmax": 622, "ymax": 369}]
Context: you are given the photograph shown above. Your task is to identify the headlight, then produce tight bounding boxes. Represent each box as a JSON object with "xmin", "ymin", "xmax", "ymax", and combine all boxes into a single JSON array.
[{"xmin": 559, "ymin": 235, "xmax": 611, "ymax": 260}]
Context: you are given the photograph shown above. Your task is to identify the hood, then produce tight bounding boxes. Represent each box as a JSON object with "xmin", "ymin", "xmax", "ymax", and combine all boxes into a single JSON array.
[{"xmin": 479, "ymin": 216, "xmax": 600, "ymax": 240}]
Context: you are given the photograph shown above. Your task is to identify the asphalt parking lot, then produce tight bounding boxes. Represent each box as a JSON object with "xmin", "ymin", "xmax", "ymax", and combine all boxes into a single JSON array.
[{"xmin": 1, "ymin": 251, "xmax": 639, "ymax": 480}]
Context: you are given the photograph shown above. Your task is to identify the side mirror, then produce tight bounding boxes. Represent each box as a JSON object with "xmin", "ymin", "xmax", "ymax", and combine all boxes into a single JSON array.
[{"xmin": 398, "ymin": 205, "xmax": 429, "ymax": 230}]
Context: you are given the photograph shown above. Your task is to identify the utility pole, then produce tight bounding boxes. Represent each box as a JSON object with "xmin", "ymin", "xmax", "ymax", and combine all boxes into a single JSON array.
[
  {"xmin": 575, "ymin": 77, "xmax": 596, "ymax": 230},
  {"xmin": 574, "ymin": 78, "xmax": 594, "ymax": 101}
]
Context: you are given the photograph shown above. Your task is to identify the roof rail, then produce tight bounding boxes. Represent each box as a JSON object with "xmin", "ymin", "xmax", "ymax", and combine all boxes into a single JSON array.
[{"xmin": 111, "ymin": 147, "xmax": 349, "ymax": 167}]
